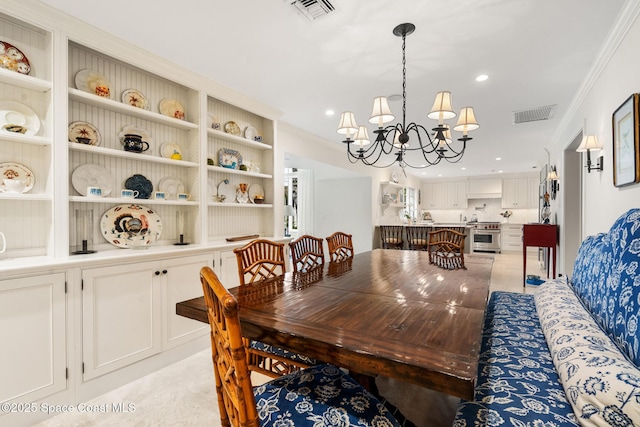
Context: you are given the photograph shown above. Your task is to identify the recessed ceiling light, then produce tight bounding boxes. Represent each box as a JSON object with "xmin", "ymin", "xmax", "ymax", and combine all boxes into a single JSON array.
[
  {"xmin": 325, "ymin": 110, "xmax": 335, "ymax": 116},
  {"xmin": 461, "ymin": 167, "xmax": 466, "ymax": 170},
  {"xmin": 495, "ymin": 157, "xmax": 501, "ymax": 161},
  {"xmin": 476, "ymin": 74, "xmax": 489, "ymax": 82}
]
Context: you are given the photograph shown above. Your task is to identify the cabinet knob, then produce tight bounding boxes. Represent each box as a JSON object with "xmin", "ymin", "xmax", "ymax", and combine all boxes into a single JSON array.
[
  {"xmin": 162, "ymin": 269, "xmax": 168, "ymax": 275},
  {"xmin": 154, "ymin": 271, "xmax": 160, "ymax": 276}
]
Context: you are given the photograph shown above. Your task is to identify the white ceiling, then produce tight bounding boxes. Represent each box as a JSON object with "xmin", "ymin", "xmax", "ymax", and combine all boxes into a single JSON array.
[{"xmin": 40, "ymin": 0, "xmax": 626, "ymax": 178}]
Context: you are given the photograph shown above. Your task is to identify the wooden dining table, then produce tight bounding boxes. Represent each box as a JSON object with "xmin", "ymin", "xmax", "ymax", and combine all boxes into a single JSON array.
[{"xmin": 176, "ymin": 249, "xmax": 493, "ymax": 400}]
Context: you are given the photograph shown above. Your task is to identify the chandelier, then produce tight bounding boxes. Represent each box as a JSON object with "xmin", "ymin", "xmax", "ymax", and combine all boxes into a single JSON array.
[{"xmin": 337, "ymin": 23, "xmax": 479, "ymax": 170}]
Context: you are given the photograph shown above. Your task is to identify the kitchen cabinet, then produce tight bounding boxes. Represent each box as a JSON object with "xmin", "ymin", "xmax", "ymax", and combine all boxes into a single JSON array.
[
  {"xmin": 82, "ymin": 254, "xmax": 211, "ymax": 380},
  {"xmin": 501, "ymin": 223, "xmax": 523, "ymax": 252},
  {"xmin": 444, "ymin": 181, "xmax": 468, "ymax": 208},
  {"xmin": 422, "ymin": 181, "xmax": 467, "ymax": 209},
  {"xmin": 0, "ymin": 273, "xmax": 66, "ymax": 406},
  {"xmin": 501, "ymin": 178, "xmax": 529, "ymax": 208}
]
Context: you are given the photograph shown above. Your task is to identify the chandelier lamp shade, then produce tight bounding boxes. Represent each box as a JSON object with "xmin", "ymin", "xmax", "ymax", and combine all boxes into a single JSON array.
[{"xmin": 337, "ymin": 23, "xmax": 479, "ymax": 169}]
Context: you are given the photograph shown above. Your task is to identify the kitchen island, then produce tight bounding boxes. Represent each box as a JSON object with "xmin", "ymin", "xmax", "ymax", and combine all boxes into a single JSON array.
[{"xmin": 374, "ymin": 224, "xmax": 472, "ymax": 252}]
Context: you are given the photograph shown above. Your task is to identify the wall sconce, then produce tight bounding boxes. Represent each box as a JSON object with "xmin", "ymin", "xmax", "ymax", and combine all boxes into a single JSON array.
[
  {"xmin": 547, "ymin": 166, "xmax": 559, "ymax": 200},
  {"xmin": 576, "ymin": 135, "xmax": 604, "ymax": 172}
]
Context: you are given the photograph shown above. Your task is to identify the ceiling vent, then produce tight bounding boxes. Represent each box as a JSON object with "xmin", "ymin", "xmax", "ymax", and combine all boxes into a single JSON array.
[
  {"xmin": 289, "ymin": 0, "xmax": 337, "ymax": 21},
  {"xmin": 512, "ymin": 104, "xmax": 557, "ymax": 124}
]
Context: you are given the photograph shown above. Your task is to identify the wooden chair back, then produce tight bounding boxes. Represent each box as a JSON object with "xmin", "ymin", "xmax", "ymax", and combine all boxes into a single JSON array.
[
  {"xmin": 233, "ymin": 239, "xmax": 286, "ymax": 286},
  {"xmin": 427, "ymin": 228, "xmax": 467, "ymax": 270},
  {"xmin": 200, "ymin": 266, "xmax": 259, "ymax": 427},
  {"xmin": 289, "ymin": 235, "xmax": 325, "ymax": 272},
  {"xmin": 405, "ymin": 226, "xmax": 430, "ymax": 250},
  {"xmin": 326, "ymin": 232, "xmax": 354, "ymax": 262},
  {"xmin": 380, "ymin": 225, "xmax": 404, "ymax": 249}
]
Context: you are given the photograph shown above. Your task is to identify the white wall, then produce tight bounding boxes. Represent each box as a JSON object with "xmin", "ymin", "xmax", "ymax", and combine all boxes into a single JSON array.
[
  {"xmin": 315, "ymin": 177, "xmax": 372, "ymax": 254},
  {"xmin": 548, "ymin": 2, "xmax": 640, "ymax": 270}
]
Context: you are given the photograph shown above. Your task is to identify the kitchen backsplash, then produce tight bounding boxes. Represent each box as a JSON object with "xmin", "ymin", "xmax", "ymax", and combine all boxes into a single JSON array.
[{"xmin": 423, "ymin": 198, "xmax": 538, "ymax": 224}]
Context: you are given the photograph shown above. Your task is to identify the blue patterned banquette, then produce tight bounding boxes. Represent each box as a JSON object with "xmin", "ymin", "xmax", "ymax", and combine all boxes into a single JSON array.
[{"xmin": 454, "ymin": 209, "xmax": 640, "ymax": 426}]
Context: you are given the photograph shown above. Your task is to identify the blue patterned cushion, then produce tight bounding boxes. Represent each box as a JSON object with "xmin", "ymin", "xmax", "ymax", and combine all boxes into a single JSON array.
[
  {"xmin": 536, "ymin": 279, "xmax": 640, "ymax": 426},
  {"xmin": 454, "ymin": 291, "xmax": 579, "ymax": 426},
  {"xmin": 250, "ymin": 340, "xmax": 317, "ymax": 365},
  {"xmin": 254, "ymin": 364, "xmax": 401, "ymax": 427},
  {"xmin": 570, "ymin": 208, "xmax": 640, "ymax": 366}
]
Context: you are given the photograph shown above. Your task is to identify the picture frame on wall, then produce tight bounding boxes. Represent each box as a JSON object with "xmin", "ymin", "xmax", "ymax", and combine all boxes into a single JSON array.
[{"xmin": 612, "ymin": 93, "xmax": 640, "ymax": 187}]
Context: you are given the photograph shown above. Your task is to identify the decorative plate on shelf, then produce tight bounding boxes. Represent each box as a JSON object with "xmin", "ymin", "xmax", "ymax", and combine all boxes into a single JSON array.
[
  {"xmin": 158, "ymin": 98, "xmax": 185, "ymax": 120},
  {"xmin": 75, "ymin": 69, "xmax": 111, "ymax": 98},
  {"xmin": 208, "ymin": 113, "xmax": 221, "ymax": 130},
  {"xmin": 121, "ymin": 89, "xmax": 150, "ymax": 110},
  {"xmin": 218, "ymin": 148, "xmax": 242, "ymax": 169},
  {"xmin": 0, "ymin": 41, "xmax": 30, "ymax": 75},
  {"xmin": 160, "ymin": 142, "xmax": 182, "ymax": 160},
  {"xmin": 124, "ymin": 174, "xmax": 153, "ymax": 199},
  {"xmin": 0, "ymin": 162, "xmax": 34, "ymax": 193},
  {"xmin": 0, "ymin": 101, "xmax": 40, "ymax": 136},
  {"xmin": 71, "ymin": 163, "xmax": 112, "ymax": 196},
  {"xmin": 100, "ymin": 204, "xmax": 162, "ymax": 249},
  {"xmin": 248, "ymin": 183, "xmax": 265, "ymax": 203},
  {"xmin": 68, "ymin": 121, "xmax": 101, "ymax": 146},
  {"xmin": 217, "ymin": 180, "xmax": 236, "ymax": 203},
  {"xmin": 244, "ymin": 125, "xmax": 259, "ymax": 141},
  {"xmin": 157, "ymin": 176, "xmax": 184, "ymax": 200},
  {"xmin": 224, "ymin": 121, "xmax": 241, "ymax": 136}
]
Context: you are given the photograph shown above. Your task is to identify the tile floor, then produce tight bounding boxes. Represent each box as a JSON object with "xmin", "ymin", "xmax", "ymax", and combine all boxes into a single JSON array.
[{"xmin": 35, "ymin": 251, "xmax": 545, "ymax": 427}]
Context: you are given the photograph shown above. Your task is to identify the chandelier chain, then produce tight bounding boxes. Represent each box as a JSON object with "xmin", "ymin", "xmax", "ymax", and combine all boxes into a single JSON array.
[{"xmin": 401, "ymin": 31, "xmax": 407, "ymax": 130}]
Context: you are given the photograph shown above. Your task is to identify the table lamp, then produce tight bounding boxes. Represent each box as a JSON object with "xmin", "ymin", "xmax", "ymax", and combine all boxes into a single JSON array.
[{"xmin": 284, "ymin": 205, "xmax": 296, "ymax": 237}]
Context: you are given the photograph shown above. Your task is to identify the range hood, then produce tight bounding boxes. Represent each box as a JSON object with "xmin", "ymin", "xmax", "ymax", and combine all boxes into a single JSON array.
[{"xmin": 467, "ymin": 178, "xmax": 502, "ymax": 199}]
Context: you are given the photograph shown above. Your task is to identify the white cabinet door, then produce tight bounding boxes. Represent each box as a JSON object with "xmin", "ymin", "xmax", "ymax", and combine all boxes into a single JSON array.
[
  {"xmin": 82, "ymin": 262, "xmax": 161, "ymax": 381},
  {"xmin": 0, "ymin": 273, "xmax": 66, "ymax": 405},
  {"xmin": 163, "ymin": 255, "xmax": 211, "ymax": 349},
  {"xmin": 422, "ymin": 183, "xmax": 445, "ymax": 209},
  {"xmin": 216, "ymin": 250, "xmax": 241, "ymax": 289},
  {"xmin": 502, "ymin": 178, "xmax": 529, "ymax": 208},
  {"xmin": 444, "ymin": 181, "xmax": 468, "ymax": 208}
]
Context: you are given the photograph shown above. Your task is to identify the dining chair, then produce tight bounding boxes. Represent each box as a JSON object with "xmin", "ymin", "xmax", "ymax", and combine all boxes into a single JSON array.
[
  {"xmin": 288, "ymin": 234, "xmax": 325, "ymax": 272},
  {"xmin": 405, "ymin": 226, "xmax": 430, "ymax": 251},
  {"xmin": 234, "ymin": 239, "xmax": 287, "ymax": 286},
  {"xmin": 380, "ymin": 225, "xmax": 404, "ymax": 249},
  {"xmin": 427, "ymin": 228, "xmax": 467, "ymax": 270},
  {"xmin": 325, "ymin": 231, "xmax": 354, "ymax": 262},
  {"xmin": 200, "ymin": 266, "xmax": 401, "ymax": 427},
  {"xmin": 233, "ymin": 239, "xmax": 315, "ymax": 377}
]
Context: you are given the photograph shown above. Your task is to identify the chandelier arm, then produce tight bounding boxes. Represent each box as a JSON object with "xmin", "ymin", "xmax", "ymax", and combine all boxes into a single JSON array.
[{"xmin": 337, "ymin": 22, "xmax": 475, "ymax": 170}]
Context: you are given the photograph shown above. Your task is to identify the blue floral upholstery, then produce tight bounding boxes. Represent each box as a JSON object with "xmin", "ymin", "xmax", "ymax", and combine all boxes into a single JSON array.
[
  {"xmin": 570, "ymin": 208, "xmax": 640, "ymax": 366},
  {"xmin": 454, "ymin": 291, "xmax": 579, "ymax": 426},
  {"xmin": 254, "ymin": 364, "xmax": 401, "ymax": 427},
  {"xmin": 455, "ymin": 209, "xmax": 640, "ymax": 427},
  {"xmin": 536, "ymin": 279, "xmax": 640, "ymax": 426},
  {"xmin": 249, "ymin": 340, "xmax": 317, "ymax": 365}
]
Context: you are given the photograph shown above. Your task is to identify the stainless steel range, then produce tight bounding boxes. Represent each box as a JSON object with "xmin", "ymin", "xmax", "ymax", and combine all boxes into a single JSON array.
[{"xmin": 469, "ymin": 222, "xmax": 501, "ymax": 253}]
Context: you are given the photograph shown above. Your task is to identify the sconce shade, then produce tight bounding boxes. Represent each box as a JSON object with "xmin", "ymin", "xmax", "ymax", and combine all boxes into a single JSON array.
[
  {"xmin": 576, "ymin": 135, "xmax": 603, "ymax": 152},
  {"xmin": 428, "ymin": 91, "xmax": 456, "ymax": 123},
  {"xmin": 547, "ymin": 170, "xmax": 559, "ymax": 180},
  {"xmin": 453, "ymin": 107, "xmax": 480, "ymax": 135},
  {"xmin": 337, "ymin": 111, "xmax": 358, "ymax": 137},
  {"xmin": 354, "ymin": 125, "xmax": 371, "ymax": 147},
  {"xmin": 369, "ymin": 96, "xmax": 395, "ymax": 126}
]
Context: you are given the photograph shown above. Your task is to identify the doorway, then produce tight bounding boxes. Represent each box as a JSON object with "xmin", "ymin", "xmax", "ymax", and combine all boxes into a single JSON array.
[{"xmin": 562, "ymin": 130, "xmax": 584, "ymax": 276}]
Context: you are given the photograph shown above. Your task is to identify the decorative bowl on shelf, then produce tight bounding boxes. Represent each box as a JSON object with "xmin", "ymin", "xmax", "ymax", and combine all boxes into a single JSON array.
[{"xmin": 253, "ymin": 197, "xmax": 264, "ymax": 204}]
